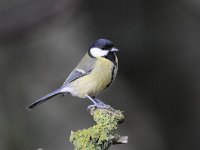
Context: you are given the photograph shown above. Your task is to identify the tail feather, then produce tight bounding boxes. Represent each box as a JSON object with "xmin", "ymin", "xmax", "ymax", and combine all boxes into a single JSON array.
[{"xmin": 27, "ymin": 88, "xmax": 63, "ymax": 110}]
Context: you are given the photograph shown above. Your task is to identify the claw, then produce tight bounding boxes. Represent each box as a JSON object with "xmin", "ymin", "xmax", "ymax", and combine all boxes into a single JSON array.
[
  {"xmin": 86, "ymin": 95, "xmax": 111, "ymax": 109},
  {"xmin": 87, "ymin": 103, "xmax": 111, "ymax": 110},
  {"xmin": 96, "ymin": 103, "xmax": 111, "ymax": 109},
  {"xmin": 87, "ymin": 104, "xmax": 96, "ymax": 111}
]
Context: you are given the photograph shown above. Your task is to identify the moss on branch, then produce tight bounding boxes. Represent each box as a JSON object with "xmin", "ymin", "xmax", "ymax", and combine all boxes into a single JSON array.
[{"xmin": 70, "ymin": 106, "xmax": 128, "ymax": 150}]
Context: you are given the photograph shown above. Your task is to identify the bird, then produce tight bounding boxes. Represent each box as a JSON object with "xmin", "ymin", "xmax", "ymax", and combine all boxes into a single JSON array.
[{"xmin": 27, "ymin": 39, "xmax": 119, "ymax": 110}]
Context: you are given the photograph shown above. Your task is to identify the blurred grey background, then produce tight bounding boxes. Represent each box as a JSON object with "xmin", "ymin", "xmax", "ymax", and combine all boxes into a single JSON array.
[{"xmin": 0, "ymin": 0, "xmax": 200, "ymax": 150}]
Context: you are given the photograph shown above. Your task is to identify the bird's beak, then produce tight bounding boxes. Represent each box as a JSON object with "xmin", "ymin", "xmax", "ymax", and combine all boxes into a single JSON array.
[{"xmin": 111, "ymin": 47, "xmax": 119, "ymax": 52}]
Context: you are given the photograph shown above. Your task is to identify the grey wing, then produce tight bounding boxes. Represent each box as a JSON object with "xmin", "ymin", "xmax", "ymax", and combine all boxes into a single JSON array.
[
  {"xmin": 63, "ymin": 53, "xmax": 96, "ymax": 85},
  {"xmin": 63, "ymin": 69, "xmax": 92, "ymax": 84}
]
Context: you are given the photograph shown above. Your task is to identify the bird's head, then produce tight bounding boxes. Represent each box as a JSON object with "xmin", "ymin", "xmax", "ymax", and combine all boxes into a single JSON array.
[{"xmin": 88, "ymin": 39, "xmax": 118, "ymax": 58}]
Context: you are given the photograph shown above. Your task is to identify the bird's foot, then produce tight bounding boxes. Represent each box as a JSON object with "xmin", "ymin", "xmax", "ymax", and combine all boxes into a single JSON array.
[
  {"xmin": 86, "ymin": 95, "xmax": 111, "ymax": 110},
  {"xmin": 87, "ymin": 103, "xmax": 111, "ymax": 110}
]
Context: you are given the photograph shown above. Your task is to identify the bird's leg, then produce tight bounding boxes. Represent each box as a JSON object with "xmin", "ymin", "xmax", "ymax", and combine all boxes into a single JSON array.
[
  {"xmin": 92, "ymin": 97, "xmax": 106, "ymax": 105},
  {"xmin": 86, "ymin": 96, "xmax": 99, "ymax": 105},
  {"xmin": 86, "ymin": 95, "xmax": 111, "ymax": 109}
]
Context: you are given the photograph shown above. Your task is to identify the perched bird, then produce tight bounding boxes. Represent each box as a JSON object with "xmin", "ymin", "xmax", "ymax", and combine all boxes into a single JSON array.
[{"xmin": 27, "ymin": 39, "xmax": 118, "ymax": 110}]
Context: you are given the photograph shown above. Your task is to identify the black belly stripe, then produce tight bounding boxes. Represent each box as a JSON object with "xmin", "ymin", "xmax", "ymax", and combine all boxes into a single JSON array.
[{"xmin": 104, "ymin": 66, "xmax": 116, "ymax": 90}]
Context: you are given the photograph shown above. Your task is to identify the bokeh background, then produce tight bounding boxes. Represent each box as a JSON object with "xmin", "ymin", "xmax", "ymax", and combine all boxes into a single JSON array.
[{"xmin": 0, "ymin": 0, "xmax": 200, "ymax": 150}]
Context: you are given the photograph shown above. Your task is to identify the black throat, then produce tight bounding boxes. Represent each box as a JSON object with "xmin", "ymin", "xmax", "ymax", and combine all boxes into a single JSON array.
[{"xmin": 104, "ymin": 52, "xmax": 117, "ymax": 66}]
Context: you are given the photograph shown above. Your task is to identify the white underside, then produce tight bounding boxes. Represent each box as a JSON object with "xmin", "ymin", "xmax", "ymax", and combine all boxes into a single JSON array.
[{"xmin": 60, "ymin": 86, "xmax": 84, "ymax": 98}]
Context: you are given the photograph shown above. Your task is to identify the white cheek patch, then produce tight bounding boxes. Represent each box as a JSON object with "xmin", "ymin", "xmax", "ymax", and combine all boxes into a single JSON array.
[{"xmin": 90, "ymin": 48, "xmax": 109, "ymax": 57}]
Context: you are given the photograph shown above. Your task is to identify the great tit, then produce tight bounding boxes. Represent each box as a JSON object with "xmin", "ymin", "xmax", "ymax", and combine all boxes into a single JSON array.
[{"xmin": 27, "ymin": 39, "xmax": 118, "ymax": 110}]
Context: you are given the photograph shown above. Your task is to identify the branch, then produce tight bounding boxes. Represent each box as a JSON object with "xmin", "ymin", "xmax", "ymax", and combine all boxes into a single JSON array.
[{"xmin": 69, "ymin": 105, "xmax": 128, "ymax": 150}]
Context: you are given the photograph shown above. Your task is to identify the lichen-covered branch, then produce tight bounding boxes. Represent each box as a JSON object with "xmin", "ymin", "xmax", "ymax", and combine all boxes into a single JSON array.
[{"xmin": 69, "ymin": 105, "xmax": 128, "ymax": 150}]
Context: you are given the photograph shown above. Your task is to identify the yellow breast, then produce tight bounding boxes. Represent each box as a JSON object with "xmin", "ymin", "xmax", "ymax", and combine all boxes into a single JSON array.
[{"xmin": 70, "ymin": 57, "xmax": 116, "ymax": 98}]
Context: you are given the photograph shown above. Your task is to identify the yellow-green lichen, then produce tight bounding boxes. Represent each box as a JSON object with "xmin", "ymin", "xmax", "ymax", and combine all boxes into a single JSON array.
[{"xmin": 69, "ymin": 106, "xmax": 124, "ymax": 150}]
